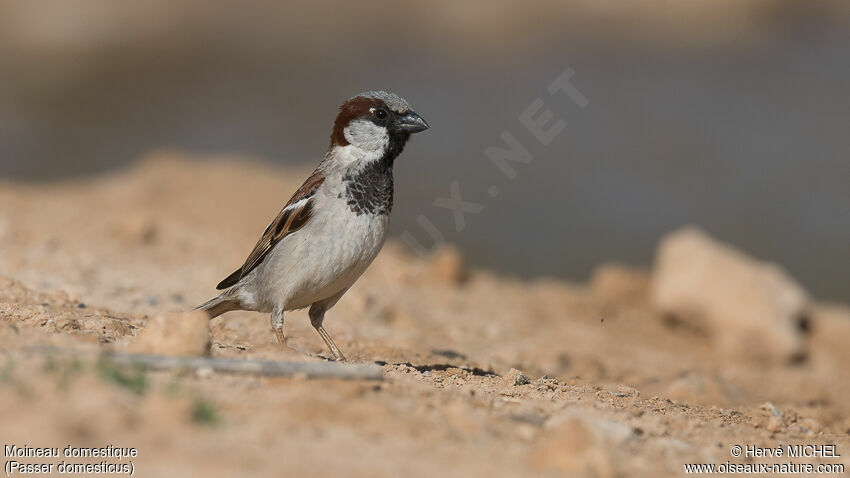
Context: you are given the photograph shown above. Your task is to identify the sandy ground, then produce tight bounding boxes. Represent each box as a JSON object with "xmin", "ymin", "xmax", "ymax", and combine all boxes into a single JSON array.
[{"xmin": 1, "ymin": 152, "xmax": 848, "ymax": 477}]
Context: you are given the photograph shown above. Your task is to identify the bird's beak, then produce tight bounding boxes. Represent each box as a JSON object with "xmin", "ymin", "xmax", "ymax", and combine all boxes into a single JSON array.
[{"xmin": 396, "ymin": 110, "xmax": 430, "ymax": 134}]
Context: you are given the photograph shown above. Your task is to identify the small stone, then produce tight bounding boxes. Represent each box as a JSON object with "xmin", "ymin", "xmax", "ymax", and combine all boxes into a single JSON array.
[
  {"xmin": 760, "ymin": 401, "xmax": 782, "ymax": 416},
  {"xmin": 766, "ymin": 415, "xmax": 785, "ymax": 433},
  {"xmin": 115, "ymin": 216, "xmax": 158, "ymax": 245},
  {"xmin": 797, "ymin": 417, "xmax": 822, "ymax": 434},
  {"xmin": 505, "ymin": 368, "xmax": 530, "ymax": 386},
  {"xmin": 616, "ymin": 385, "xmax": 640, "ymax": 398},
  {"xmin": 428, "ymin": 246, "xmax": 468, "ymax": 284},
  {"xmin": 128, "ymin": 311, "xmax": 210, "ymax": 356}
]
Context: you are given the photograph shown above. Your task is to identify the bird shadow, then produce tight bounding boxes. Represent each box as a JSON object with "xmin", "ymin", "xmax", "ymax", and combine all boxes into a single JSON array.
[
  {"xmin": 214, "ymin": 341, "xmax": 497, "ymax": 376},
  {"xmin": 375, "ymin": 350, "xmax": 499, "ymax": 377}
]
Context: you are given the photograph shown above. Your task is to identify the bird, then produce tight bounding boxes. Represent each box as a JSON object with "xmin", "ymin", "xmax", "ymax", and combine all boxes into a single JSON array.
[{"xmin": 195, "ymin": 91, "xmax": 429, "ymax": 361}]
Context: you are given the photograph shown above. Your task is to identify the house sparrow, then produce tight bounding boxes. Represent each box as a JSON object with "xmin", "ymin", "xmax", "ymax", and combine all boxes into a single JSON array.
[{"xmin": 196, "ymin": 91, "xmax": 429, "ymax": 361}]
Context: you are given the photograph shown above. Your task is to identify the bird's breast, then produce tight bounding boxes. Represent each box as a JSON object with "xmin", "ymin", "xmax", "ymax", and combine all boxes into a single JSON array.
[
  {"xmin": 262, "ymin": 192, "xmax": 389, "ymax": 308},
  {"xmin": 312, "ymin": 192, "xmax": 390, "ymax": 263}
]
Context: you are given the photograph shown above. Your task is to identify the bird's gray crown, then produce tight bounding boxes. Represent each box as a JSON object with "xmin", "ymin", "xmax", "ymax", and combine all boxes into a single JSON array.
[{"xmin": 355, "ymin": 91, "xmax": 410, "ymax": 114}]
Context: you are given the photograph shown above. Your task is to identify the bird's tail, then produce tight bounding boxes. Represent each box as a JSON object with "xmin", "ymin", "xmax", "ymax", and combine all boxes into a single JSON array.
[{"xmin": 194, "ymin": 294, "xmax": 238, "ymax": 319}]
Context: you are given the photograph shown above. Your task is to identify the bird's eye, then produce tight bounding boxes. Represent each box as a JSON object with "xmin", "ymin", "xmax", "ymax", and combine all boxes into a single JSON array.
[{"xmin": 373, "ymin": 108, "xmax": 388, "ymax": 119}]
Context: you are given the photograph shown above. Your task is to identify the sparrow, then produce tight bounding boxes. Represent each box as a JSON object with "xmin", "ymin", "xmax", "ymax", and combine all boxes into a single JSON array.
[{"xmin": 196, "ymin": 91, "xmax": 429, "ymax": 361}]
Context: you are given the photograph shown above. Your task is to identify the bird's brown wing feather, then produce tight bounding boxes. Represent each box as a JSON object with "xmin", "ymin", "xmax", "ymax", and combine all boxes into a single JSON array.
[{"xmin": 216, "ymin": 171, "xmax": 325, "ymax": 290}]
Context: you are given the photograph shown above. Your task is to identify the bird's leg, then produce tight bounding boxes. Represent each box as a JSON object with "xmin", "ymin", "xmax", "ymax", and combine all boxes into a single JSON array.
[
  {"xmin": 308, "ymin": 304, "xmax": 346, "ymax": 362},
  {"xmin": 270, "ymin": 306, "xmax": 286, "ymax": 345}
]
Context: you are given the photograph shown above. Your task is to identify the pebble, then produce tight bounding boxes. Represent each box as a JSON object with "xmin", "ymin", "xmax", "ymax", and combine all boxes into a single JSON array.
[
  {"xmin": 505, "ymin": 368, "xmax": 530, "ymax": 386},
  {"xmin": 766, "ymin": 415, "xmax": 785, "ymax": 433},
  {"xmin": 128, "ymin": 311, "xmax": 210, "ymax": 356}
]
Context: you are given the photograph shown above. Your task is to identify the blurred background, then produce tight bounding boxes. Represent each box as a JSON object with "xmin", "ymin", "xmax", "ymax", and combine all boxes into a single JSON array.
[{"xmin": 1, "ymin": 0, "xmax": 848, "ymax": 301}]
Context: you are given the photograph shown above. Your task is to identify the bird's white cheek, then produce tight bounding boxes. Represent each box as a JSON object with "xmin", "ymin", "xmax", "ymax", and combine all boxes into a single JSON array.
[{"xmin": 343, "ymin": 119, "xmax": 389, "ymax": 154}]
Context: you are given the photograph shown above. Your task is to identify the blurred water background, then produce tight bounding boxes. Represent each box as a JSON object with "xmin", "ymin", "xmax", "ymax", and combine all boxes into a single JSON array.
[{"xmin": 1, "ymin": 0, "xmax": 848, "ymax": 300}]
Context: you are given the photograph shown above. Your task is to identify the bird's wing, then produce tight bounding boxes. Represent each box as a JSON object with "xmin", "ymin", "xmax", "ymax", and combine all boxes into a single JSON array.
[{"xmin": 216, "ymin": 170, "xmax": 325, "ymax": 290}]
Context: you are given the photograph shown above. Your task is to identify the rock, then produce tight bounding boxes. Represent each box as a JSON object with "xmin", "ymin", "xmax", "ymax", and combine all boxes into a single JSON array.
[
  {"xmin": 760, "ymin": 402, "xmax": 781, "ymax": 416},
  {"xmin": 428, "ymin": 246, "xmax": 468, "ymax": 284},
  {"xmin": 114, "ymin": 215, "xmax": 158, "ymax": 245},
  {"xmin": 505, "ymin": 368, "xmax": 530, "ymax": 386},
  {"xmin": 590, "ymin": 264, "xmax": 649, "ymax": 301},
  {"xmin": 128, "ymin": 311, "xmax": 210, "ymax": 356},
  {"xmin": 533, "ymin": 412, "xmax": 634, "ymax": 478},
  {"xmin": 615, "ymin": 385, "xmax": 640, "ymax": 398},
  {"xmin": 766, "ymin": 415, "xmax": 785, "ymax": 433},
  {"xmin": 796, "ymin": 417, "xmax": 822, "ymax": 435},
  {"xmin": 650, "ymin": 227, "xmax": 808, "ymax": 363}
]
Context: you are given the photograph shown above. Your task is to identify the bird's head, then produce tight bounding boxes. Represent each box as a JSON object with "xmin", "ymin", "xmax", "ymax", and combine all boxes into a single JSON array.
[{"xmin": 329, "ymin": 91, "xmax": 429, "ymax": 164}]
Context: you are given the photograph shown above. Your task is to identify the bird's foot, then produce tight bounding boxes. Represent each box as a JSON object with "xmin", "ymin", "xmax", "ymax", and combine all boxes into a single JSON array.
[{"xmin": 273, "ymin": 327, "xmax": 286, "ymax": 346}]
